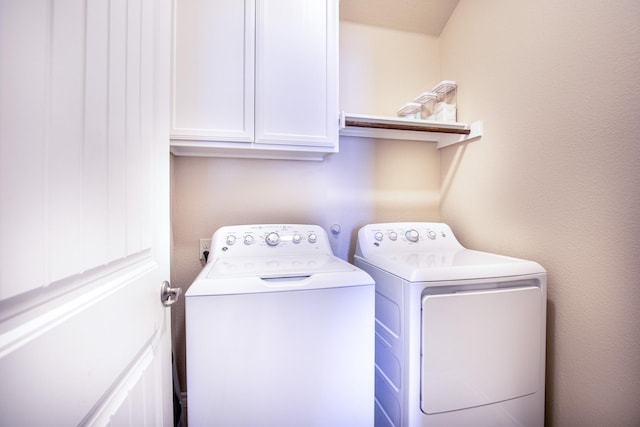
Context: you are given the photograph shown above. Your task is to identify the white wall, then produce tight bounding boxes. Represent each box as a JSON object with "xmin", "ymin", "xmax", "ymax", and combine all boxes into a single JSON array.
[
  {"xmin": 438, "ymin": 1, "xmax": 640, "ymax": 425},
  {"xmin": 170, "ymin": 22, "xmax": 442, "ymax": 391}
]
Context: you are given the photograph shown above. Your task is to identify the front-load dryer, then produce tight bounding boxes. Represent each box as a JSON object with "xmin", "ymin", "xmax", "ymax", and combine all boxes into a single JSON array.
[
  {"xmin": 354, "ymin": 222, "xmax": 547, "ymax": 427},
  {"xmin": 186, "ymin": 224, "xmax": 375, "ymax": 427}
]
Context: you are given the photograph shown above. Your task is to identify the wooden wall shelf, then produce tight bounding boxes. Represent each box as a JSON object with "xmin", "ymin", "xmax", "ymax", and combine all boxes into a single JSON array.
[{"xmin": 339, "ymin": 113, "xmax": 482, "ymax": 148}]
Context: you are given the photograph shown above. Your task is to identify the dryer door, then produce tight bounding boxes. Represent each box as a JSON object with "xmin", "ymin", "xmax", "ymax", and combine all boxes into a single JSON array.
[{"xmin": 421, "ymin": 286, "xmax": 542, "ymax": 414}]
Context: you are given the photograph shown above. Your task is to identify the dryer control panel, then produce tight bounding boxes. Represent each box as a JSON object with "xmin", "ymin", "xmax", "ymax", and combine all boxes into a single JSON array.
[
  {"xmin": 355, "ymin": 222, "xmax": 464, "ymax": 259},
  {"xmin": 209, "ymin": 224, "xmax": 332, "ymax": 260}
]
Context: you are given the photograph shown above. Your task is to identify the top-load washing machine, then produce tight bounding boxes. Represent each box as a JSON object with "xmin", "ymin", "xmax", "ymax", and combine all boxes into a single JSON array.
[
  {"xmin": 185, "ymin": 224, "xmax": 375, "ymax": 427},
  {"xmin": 354, "ymin": 222, "xmax": 547, "ymax": 427}
]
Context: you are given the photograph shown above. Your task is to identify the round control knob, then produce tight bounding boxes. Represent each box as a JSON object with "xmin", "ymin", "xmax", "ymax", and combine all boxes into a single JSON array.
[
  {"xmin": 292, "ymin": 233, "xmax": 302, "ymax": 244},
  {"xmin": 226, "ymin": 235, "xmax": 237, "ymax": 245},
  {"xmin": 374, "ymin": 232, "xmax": 384, "ymax": 242},
  {"xmin": 243, "ymin": 235, "xmax": 254, "ymax": 245},
  {"xmin": 427, "ymin": 230, "xmax": 437, "ymax": 240},
  {"xmin": 405, "ymin": 229, "xmax": 419, "ymax": 242},
  {"xmin": 265, "ymin": 232, "xmax": 280, "ymax": 246},
  {"xmin": 308, "ymin": 233, "xmax": 318, "ymax": 244},
  {"xmin": 389, "ymin": 232, "xmax": 398, "ymax": 241}
]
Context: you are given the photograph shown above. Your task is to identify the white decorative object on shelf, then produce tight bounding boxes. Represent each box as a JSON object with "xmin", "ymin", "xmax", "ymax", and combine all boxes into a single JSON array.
[
  {"xmin": 397, "ymin": 102, "xmax": 422, "ymax": 120},
  {"xmin": 413, "ymin": 92, "xmax": 438, "ymax": 120},
  {"xmin": 431, "ymin": 80, "xmax": 457, "ymax": 122}
]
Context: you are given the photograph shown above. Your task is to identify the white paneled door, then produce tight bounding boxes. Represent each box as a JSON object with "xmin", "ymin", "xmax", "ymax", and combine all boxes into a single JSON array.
[{"xmin": 0, "ymin": 0, "xmax": 173, "ymax": 425}]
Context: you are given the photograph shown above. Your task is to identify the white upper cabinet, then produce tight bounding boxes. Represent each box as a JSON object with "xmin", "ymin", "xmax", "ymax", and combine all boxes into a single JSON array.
[
  {"xmin": 171, "ymin": 0, "xmax": 339, "ymax": 160},
  {"xmin": 255, "ymin": 0, "xmax": 338, "ymax": 148},
  {"xmin": 171, "ymin": 0, "xmax": 254, "ymax": 143}
]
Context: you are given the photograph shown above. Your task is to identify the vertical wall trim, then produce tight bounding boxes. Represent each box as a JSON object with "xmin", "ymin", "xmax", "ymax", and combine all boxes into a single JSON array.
[
  {"xmin": 44, "ymin": 0, "xmax": 53, "ymax": 286},
  {"xmin": 80, "ymin": 0, "xmax": 88, "ymax": 274}
]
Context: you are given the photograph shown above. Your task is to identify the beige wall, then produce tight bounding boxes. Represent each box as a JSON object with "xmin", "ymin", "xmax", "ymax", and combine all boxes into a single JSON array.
[
  {"xmin": 438, "ymin": 1, "xmax": 640, "ymax": 425},
  {"xmin": 340, "ymin": 21, "xmax": 440, "ymax": 116},
  {"xmin": 170, "ymin": 22, "xmax": 442, "ymax": 393}
]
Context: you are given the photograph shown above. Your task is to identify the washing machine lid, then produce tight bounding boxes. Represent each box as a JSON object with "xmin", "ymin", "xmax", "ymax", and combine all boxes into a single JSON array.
[
  {"xmin": 359, "ymin": 249, "xmax": 545, "ymax": 282},
  {"xmin": 208, "ymin": 254, "xmax": 356, "ymax": 278},
  {"xmin": 186, "ymin": 254, "xmax": 374, "ymax": 296}
]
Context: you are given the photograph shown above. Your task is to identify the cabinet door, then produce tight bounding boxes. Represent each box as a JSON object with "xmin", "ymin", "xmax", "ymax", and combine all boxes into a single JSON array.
[
  {"xmin": 255, "ymin": 0, "xmax": 338, "ymax": 148},
  {"xmin": 171, "ymin": 0, "xmax": 254, "ymax": 142}
]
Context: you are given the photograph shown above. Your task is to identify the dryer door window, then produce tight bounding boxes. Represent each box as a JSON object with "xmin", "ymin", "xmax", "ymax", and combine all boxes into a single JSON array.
[{"xmin": 421, "ymin": 286, "xmax": 542, "ymax": 414}]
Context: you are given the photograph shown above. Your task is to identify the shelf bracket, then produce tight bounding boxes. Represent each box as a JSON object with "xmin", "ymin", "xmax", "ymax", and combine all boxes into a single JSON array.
[{"xmin": 436, "ymin": 120, "xmax": 483, "ymax": 149}]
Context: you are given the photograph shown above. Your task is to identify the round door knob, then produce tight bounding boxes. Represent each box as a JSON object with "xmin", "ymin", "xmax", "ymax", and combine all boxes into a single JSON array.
[
  {"xmin": 405, "ymin": 229, "xmax": 419, "ymax": 242},
  {"xmin": 265, "ymin": 232, "xmax": 280, "ymax": 246},
  {"xmin": 160, "ymin": 281, "xmax": 182, "ymax": 307}
]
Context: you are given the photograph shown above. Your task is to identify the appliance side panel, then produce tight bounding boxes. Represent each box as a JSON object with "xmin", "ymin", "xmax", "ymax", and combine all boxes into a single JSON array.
[{"xmin": 355, "ymin": 260, "xmax": 406, "ymax": 427}]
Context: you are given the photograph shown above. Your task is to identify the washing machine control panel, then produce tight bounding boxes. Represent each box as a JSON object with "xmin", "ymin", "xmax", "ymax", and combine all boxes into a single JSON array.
[
  {"xmin": 209, "ymin": 224, "xmax": 332, "ymax": 259},
  {"xmin": 356, "ymin": 222, "xmax": 464, "ymax": 258}
]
